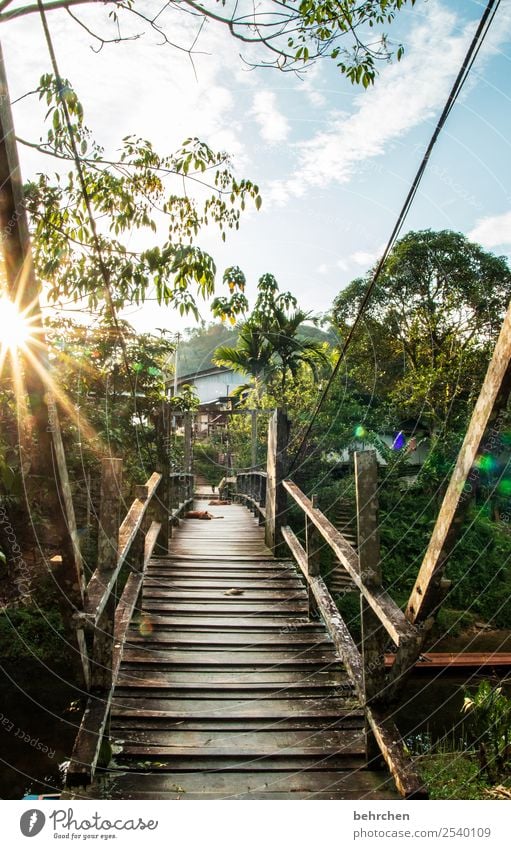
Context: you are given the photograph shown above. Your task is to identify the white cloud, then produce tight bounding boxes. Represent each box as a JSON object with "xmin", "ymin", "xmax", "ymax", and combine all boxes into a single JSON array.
[
  {"xmin": 317, "ymin": 263, "xmax": 329, "ymax": 274},
  {"xmin": 468, "ymin": 211, "xmax": 511, "ymax": 248},
  {"xmin": 350, "ymin": 251, "xmax": 377, "ymax": 266},
  {"xmin": 336, "ymin": 259, "xmax": 349, "ymax": 272},
  {"xmin": 251, "ymin": 90, "xmax": 290, "ymax": 144},
  {"xmin": 267, "ymin": 0, "xmax": 511, "ymax": 203}
]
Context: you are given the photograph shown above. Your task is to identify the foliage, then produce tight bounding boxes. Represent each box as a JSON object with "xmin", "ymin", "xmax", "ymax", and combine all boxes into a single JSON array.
[
  {"xmin": 332, "ymin": 230, "xmax": 511, "ymax": 431},
  {"xmin": 1, "ymin": 1, "xmax": 415, "ymax": 84},
  {"xmin": 177, "ymin": 323, "xmax": 239, "ymax": 376},
  {"xmin": 45, "ymin": 315, "xmax": 177, "ymax": 479},
  {"xmin": 193, "ymin": 438, "xmax": 227, "ymax": 488},
  {"xmin": 418, "ymin": 753, "xmax": 489, "ymax": 800},
  {"xmin": 0, "ymin": 607, "xmax": 67, "ymax": 663},
  {"xmin": 24, "ymin": 76, "xmax": 259, "ymax": 319},
  {"xmin": 462, "ymin": 680, "xmax": 511, "ymax": 782},
  {"xmin": 214, "ymin": 273, "xmax": 330, "ymax": 395}
]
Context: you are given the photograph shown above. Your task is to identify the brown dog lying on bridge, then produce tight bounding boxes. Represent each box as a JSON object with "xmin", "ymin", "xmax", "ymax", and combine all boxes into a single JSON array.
[{"xmin": 185, "ymin": 510, "xmax": 224, "ymax": 520}]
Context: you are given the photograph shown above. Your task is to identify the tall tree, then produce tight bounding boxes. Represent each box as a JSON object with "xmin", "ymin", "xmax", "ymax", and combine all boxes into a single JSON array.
[{"xmin": 332, "ymin": 229, "xmax": 511, "ymax": 431}]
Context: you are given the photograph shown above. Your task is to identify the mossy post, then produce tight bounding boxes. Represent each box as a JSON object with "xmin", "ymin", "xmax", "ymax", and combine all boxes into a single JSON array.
[
  {"xmin": 265, "ymin": 409, "xmax": 289, "ymax": 556},
  {"xmin": 91, "ymin": 458, "xmax": 122, "ymax": 692},
  {"xmin": 355, "ymin": 449, "xmax": 386, "ymax": 763}
]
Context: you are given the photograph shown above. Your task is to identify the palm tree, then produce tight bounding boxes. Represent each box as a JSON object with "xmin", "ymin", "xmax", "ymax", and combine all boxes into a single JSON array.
[
  {"xmin": 264, "ymin": 306, "xmax": 329, "ymax": 393},
  {"xmin": 214, "ymin": 285, "xmax": 330, "ymax": 398},
  {"xmin": 213, "ymin": 323, "xmax": 276, "ymax": 401}
]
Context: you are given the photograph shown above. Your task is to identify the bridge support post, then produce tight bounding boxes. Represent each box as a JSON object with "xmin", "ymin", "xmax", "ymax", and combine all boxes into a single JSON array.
[
  {"xmin": 306, "ymin": 494, "xmax": 321, "ymax": 617},
  {"xmin": 0, "ymin": 48, "xmax": 90, "ymax": 688},
  {"xmin": 251, "ymin": 411, "xmax": 258, "ymax": 468},
  {"xmin": 183, "ymin": 413, "xmax": 193, "ymax": 474},
  {"xmin": 355, "ymin": 450, "xmax": 387, "ymax": 765},
  {"xmin": 265, "ymin": 409, "xmax": 289, "ymax": 556},
  {"xmin": 153, "ymin": 402, "xmax": 170, "ymax": 554},
  {"xmin": 92, "ymin": 458, "xmax": 123, "ymax": 692}
]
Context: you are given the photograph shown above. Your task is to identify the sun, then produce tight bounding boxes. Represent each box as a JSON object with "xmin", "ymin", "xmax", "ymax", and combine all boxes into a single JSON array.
[{"xmin": 0, "ymin": 296, "xmax": 32, "ymax": 352}]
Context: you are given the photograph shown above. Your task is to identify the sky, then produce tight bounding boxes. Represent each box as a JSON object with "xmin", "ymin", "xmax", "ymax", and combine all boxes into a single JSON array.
[{"xmin": 2, "ymin": 0, "xmax": 511, "ymax": 335}]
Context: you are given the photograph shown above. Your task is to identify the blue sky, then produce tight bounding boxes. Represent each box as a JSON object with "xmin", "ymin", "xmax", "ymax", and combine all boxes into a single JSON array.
[{"xmin": 2, "ymin": 0, "xmax": 511, "ymax": 332}]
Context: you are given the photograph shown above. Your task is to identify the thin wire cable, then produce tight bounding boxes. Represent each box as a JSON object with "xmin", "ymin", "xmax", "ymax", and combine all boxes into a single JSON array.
[
  {"xmin": 36, "ymin": 0, "xmax": 156, "ymax": 460},
  {"xmin": 288, "ymin": 0, "xmax": 501, "ymax": 475}
]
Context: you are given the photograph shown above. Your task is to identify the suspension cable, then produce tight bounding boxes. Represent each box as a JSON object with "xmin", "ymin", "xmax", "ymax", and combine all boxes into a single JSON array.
[{"xmin": 288, "ymin": 0, "xmax": 501, "ymax": 475}]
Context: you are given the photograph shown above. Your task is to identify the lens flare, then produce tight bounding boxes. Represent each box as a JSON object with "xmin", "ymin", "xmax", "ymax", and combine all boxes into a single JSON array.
[
  {"xmin": 139, "ymin": 617, "xmax": 154, "ymax": 637},
  {"xmin": 354, "ymin": 425, "xmax": 366, "ymax": 438},
  {"xmin": 0, "ymin": 296, "xmax": 31, "ymax": 352}
]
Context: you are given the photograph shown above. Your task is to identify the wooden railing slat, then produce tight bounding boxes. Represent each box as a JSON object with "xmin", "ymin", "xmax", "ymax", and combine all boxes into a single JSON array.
[
  {"xmin": 85, "ymin": 472, "xmax": 162, "ymax": 619},
  {"xmin": 282, "ymin": 526, "xmax": 363, "ymax": 697},
  {"xmin": 283, "ymin": 480, "xmax": 417, "ymax": 646}
]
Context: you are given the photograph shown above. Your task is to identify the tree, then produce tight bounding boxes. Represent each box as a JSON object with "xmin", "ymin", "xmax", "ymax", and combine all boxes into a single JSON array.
[
  {"xmin": 214, "ymin": 272, "xmax": 329, "ymax": 396},
  {"xmin": 2, "ymin": 1, "xmax": 415, "ymax": 86},
  {"xmin": 332, "ymin": 230, "xmax": 511, "ymax": 431},
  {"xmin": 22, "ymin": 76, "xmax": 258, "ymax": 319}
]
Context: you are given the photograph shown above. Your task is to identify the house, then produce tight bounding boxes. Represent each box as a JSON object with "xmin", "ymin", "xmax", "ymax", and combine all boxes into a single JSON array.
[{"xmin": 168, "ymin": 366, "xmax": 247, "ymax": 437}]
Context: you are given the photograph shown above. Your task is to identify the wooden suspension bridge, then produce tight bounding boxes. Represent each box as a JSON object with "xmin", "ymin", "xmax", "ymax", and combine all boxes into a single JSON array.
[
  {"xmin": 2, "ymin": 41, "xmax": 511, "ymax": 802},
  {"xmin": 63, "ymin": 436, "xmax": 416, "ymax": 800}
]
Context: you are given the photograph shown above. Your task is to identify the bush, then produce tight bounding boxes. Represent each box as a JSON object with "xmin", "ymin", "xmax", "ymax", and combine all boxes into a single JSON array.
[{"xmin": 0, "ymin": 607, "xmax": 67, "ymax": 664}]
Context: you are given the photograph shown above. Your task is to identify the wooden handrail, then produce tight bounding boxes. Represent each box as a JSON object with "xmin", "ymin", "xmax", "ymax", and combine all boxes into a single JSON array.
[
  {"xmin": 66, "ymin": 519, "xmax": 162, "ymax": 787},
  {"xmin": 85, "ymin": 471, "xmax": 162, "ymax": 621},
  {"xmin": 283, "ymin": 479, "xmax": 418, "ymax": 647},
  {"xmin": 282, "ymin": 526, "xmax": 364, "ymax": 696},
  {"xmin": 280, "ymin": 522, "xmax": 425, "ymax": 798}
]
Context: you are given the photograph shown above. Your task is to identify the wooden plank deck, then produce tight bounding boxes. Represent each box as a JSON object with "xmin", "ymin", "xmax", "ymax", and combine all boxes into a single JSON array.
[{"xmin": 70, "ymin": 500, "xmax": 399, "ymax": 799}]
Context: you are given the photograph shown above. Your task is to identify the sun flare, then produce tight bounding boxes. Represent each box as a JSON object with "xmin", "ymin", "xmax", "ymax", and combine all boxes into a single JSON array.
[{"xmin": 0, "ymin": 296, "xmax": 32, "ymax": 352}]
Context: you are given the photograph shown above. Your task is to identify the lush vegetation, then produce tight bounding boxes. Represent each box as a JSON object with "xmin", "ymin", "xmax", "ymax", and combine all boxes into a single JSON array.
[{"xmin": 416, "ymin": 680, "xmax": 511, "ymax": 799}]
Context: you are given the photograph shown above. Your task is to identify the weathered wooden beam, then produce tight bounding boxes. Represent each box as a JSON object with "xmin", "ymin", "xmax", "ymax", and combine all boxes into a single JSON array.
[
  {"xmin": 366, "ymin": 706, "xmax": 428, "ymax": 799},
  {"xmin": 355, "ymin": 451, "xmax": 386, "ymax": 762},
  {"xmin": 90, "ymin": 458, "xmax": 122, "ymax": 691},
  {"xmin": 265, "ymin": 409, "xmax": 289, "ymax": 555},
  {"xmin": 283, "ymin": 480, "xmax": 418, "ymax": 646},
  {"xmin": 281, "ymin": 525, "xmax": 364, "ymax": 699},
  {"xmin": 281, "ymin": 524, "xmax": 425, "ymax": 799},
  {"xmin": 0, "ymin": 45, "xmax": 89, "ymax": 686},
  {"xmin": 66, "ymin": 519, "xmax": 157, "ymax": 788},
  {"xmin": 407, "ymin": 300, "xmax": 511, "ymax": 625},
  {"xmin": 85, "ymin": 472, "xmax": 161, "ymax": 620},
  {"xmin": 306, "ymin": 494, "xmax": 321, "ymax": 616},
  {"xmin": 251, "ymin": 410, "xmax": 258, "ymax": 468},
  {"xmin": 183, "ymin": 412, "xmax": 192, "ymax": 474}
]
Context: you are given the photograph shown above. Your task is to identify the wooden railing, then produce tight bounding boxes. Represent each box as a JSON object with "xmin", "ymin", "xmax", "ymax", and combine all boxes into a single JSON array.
[
  {"xmin": 235, "ymin": 471, "xmax": 267, "ymax": 524},
  {"xmin": 279, "ymin": 460, "xmax": 425, "ymax": 798},
  {"xmin": 235, "ymin": 413, "xmax": 425, "ymax": 797},
  {"xmin": 66, "ymin": 460, "xmax": 193, "ymax": 787}
]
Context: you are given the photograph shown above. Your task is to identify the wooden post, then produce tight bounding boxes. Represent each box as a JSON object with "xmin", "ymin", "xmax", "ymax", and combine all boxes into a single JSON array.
[
  {"xmin": 355, "ymin": 450, "xmax": 386, "ymax": 763},
  {"xmin": 184, "ymin": 412, "xmax": 192, "ymax": 474},
  {"xmin": 0, "ymin": 46, "xmax": 89, "ymax": 686},
  {"xmin": 91, "ymin": 458, "xmax": 122, "ymax": 691},
  {"xmin": 306, "ymin": 494, "xmax": 321, "ymax": 616},
  {"xmin": 251, "ymin": 410, "xmax": 258, "ymax": 468},
  {"xmin": 407, "ymin": 305, "xmax": 511, "ymax": 624},
  {"xmin": 265, "ymin": 409, "xmax": 289, "ymax": 555},
  {"xmin": 169, "ymin": 474, "xmax": 179, "ymax": 529}
]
